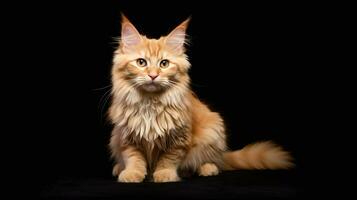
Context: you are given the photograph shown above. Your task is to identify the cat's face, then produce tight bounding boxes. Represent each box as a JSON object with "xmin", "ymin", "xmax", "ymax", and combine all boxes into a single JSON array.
[{"xmin": 112, "ymin": 16, "xmax": 191, "ymax": 93}]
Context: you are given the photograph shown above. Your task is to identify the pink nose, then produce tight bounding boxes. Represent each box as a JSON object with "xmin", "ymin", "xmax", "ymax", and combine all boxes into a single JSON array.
[{"xmin": 148, "ymin": 74, "xmax": 158, "ymax": 80}]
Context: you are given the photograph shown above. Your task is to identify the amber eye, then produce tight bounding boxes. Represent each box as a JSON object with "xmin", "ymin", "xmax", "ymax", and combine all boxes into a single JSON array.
[
  {"xmin": 136, "ymin": 58, "xmax": 147, "ymax": 67},
  {"xmin": 160, "ymin": 59, "xmax": 170, "ymax": 68}
]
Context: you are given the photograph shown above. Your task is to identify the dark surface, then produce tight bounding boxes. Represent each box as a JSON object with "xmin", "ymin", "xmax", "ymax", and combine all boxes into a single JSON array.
[{"xmin": 41, "ymin": 171, "xmax": 301, "ymax": 200}]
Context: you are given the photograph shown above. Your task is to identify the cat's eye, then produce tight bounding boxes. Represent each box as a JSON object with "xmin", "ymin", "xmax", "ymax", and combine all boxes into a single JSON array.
[
  {"xmin": 159, "ymin": 59, "xmax": 170, "ymax": 68},
  {"xmin": 136, "ymin": 58, "xmax": 147, "ymax": 67}
]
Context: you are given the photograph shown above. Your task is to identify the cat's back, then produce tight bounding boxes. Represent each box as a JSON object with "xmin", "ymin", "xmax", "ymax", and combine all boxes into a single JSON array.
[
  {"xmin": 189, "ymin": 93, "xmax": 225, "ymax": 144},
  {"xmin": 189, "ymin": 93, "xmax": 222, "ymax": 124}
]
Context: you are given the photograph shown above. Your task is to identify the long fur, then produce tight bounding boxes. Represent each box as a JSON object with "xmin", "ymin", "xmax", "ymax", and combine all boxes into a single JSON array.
[{"xmin": 109, "ymin": 16, "xmax": 293, "ymax": 183}]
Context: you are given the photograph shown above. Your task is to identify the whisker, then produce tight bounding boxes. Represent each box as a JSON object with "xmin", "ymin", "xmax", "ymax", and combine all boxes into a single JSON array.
[
  {"xmin": 164, "ymin": 81, "xmax": 187, "ymax": 91},
  {"xmin": 100, "ymin": 92, "xmax": 112, "ymax": 121},
  {"xmin": 99, "ymin": 89, "xmax": 112, "ymax": 121},
  {"xmin": 93, "ymin": 85, "xmax": 112, "ymax": 91},
  {"xmin": 99, "ymin": 89, "xmax": 112, "ymax": 108}
]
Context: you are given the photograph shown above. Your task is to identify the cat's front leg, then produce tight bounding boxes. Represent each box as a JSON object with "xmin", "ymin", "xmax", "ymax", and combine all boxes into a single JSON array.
[
  {"xmin": 153, "ymin": 148, "xmax": 186, "ymax": 182},
  {"xmin": 118, "ymin": 145, "xmax": 147, "ymax": 183}
]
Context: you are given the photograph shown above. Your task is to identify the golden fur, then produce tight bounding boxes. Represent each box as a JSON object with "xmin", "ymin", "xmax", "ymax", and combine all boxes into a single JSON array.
[{"xmin": 109, "ymin": 16, "xmax": 293, "ymax": 183}]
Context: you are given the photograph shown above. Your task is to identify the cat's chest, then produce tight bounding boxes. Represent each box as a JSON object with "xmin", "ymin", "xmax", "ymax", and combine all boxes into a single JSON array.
[{"xmin": 120, "ymin": 101, "xmax": 181, "ymax": 141}]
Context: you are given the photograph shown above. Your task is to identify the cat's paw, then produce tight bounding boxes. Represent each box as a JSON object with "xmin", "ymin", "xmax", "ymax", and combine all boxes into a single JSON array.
[
  {"xmin": 118, "ymin": 169, "xmax": 146, "ymax": 183},
  {"xmin": 198, "ymin": 163, "xmax": 219, "ymax": 176},
  {"xmin": 153, "ymin": 169, "xmax": 180, "ymax": 182}
]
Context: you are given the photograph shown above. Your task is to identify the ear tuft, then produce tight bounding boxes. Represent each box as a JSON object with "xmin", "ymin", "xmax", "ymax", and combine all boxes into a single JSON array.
[
  {"xmin": 121, "ymin": 15, "xmax": 142, "ymax": 48},
  {"xmin": 165, "ymin": 18, "xmax": 190, "ymax": 52}
]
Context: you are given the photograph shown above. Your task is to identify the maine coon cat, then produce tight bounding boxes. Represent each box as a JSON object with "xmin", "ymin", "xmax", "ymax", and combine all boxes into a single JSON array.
[{"xmin": 109, "ymin": 15, "xmax": 293, "ymax": 183}]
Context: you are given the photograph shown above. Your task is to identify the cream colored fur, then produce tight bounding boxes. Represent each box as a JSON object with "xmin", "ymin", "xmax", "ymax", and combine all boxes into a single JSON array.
[{"xmin": 109, "ymin": 16, "xmax": 293, "ymax": 183}]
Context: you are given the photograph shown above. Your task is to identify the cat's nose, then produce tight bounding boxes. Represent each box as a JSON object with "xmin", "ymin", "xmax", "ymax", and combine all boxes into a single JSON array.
[{"xmin": 148, "ymin": 74, "xmax": 158, "ymax": 80}]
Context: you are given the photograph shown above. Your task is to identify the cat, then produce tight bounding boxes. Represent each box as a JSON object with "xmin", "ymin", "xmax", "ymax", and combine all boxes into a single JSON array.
[{"xmin": 109, "ymin": 15, "xmax": 293, "ymax": 183}]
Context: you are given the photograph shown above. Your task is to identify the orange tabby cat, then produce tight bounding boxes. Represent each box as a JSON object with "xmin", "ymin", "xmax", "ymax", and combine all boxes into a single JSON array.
[{"xmin": 109, "ymin": 15, "xmax": 293, "ymax": 183}]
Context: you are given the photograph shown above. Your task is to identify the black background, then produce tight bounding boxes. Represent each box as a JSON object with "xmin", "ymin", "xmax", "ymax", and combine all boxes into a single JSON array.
[{"xmin": 8, "ymin": 0, "xmax": 317, "ymax": 195}]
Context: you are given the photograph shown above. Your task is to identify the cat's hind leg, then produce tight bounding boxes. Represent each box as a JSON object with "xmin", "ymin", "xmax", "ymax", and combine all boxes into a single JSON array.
[{"xmin": 180, "ymin": 108, "xmax": 227, "ymax": 176}]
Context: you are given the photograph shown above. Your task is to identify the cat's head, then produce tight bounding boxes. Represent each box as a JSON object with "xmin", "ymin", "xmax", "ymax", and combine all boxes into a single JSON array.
[{"xmin": 112, "ymin": 15, "xmax": 191, "ymax": 94}]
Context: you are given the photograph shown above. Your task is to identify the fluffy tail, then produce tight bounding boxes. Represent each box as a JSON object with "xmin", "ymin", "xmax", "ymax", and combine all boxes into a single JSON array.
[{"xmin": 223, "ymin": 141, "xmax": 294, "ymax": 170}]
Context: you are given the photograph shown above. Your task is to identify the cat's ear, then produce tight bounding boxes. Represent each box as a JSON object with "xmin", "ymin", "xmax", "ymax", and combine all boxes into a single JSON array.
[
  {"xmin": 121, "ymin": 15, "xmax": 142, "ymax": 48},
  {"xmin": 165, "ymin": 18, "xmax": 190, "ymax": 52}
]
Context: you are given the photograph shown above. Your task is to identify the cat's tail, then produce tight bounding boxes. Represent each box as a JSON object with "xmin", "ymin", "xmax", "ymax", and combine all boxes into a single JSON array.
[{"xmin": 222, "ymin": 141, "xmax": 294, "ymax": 170}]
